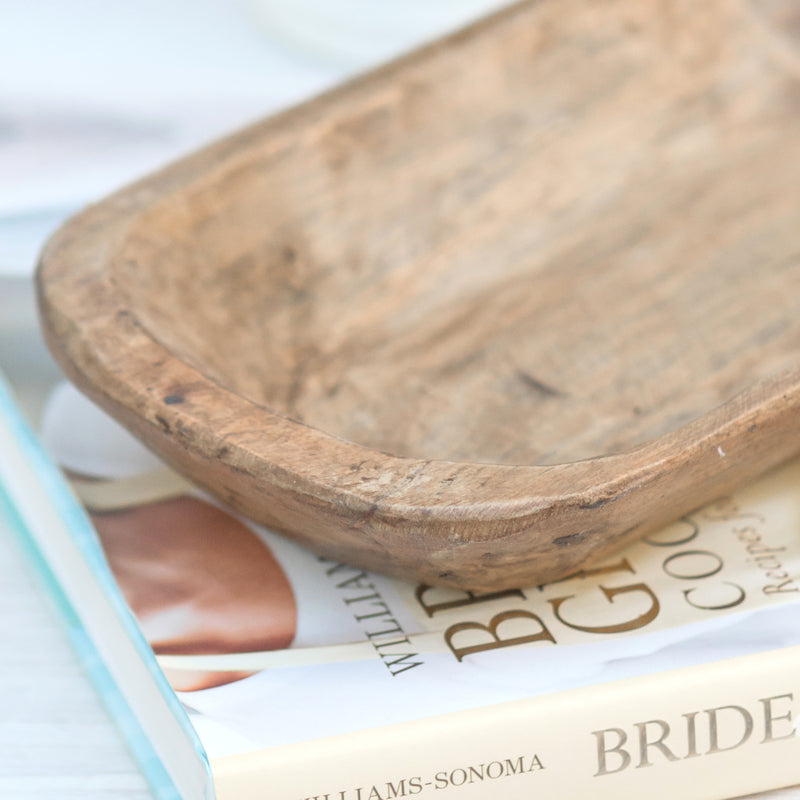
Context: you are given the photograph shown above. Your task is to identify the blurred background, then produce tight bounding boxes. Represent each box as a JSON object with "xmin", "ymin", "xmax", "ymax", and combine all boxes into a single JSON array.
[{"xmin": 0, "ymin": 0, "xmax": 506, "ymax": 417}]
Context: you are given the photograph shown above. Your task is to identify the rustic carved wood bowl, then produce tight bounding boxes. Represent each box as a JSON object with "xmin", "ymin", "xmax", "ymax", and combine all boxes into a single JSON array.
[{"xmin": 36, "ymin": 0, "xmax": 800, "ymax": 590}]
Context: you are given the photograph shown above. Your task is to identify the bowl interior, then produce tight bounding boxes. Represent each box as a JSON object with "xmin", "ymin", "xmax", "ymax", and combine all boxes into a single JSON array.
[{"xmin": 112, "ymin": 0, "xmax": 800, "ymax": 467}]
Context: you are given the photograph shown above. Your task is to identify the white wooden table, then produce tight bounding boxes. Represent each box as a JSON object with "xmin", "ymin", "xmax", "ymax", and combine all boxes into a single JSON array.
[
  {"xmin": 0, "ymin": 278, "xmax": 151, "ymax": 799},
  {"xmin": 0, "ymin": 517, "xmax": 155, "ymax": 800}
]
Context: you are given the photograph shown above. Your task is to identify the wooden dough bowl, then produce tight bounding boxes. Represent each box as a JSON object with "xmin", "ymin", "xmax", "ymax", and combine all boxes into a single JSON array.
[{"xmin": 37, "ymin": 0, "xmax": 800, "ymax": 590}]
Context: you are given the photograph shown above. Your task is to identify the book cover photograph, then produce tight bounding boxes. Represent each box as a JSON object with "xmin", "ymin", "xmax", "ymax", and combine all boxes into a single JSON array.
[{"xmin": 8, "ymin": 377, "xmax": 800, "ymax": 800}]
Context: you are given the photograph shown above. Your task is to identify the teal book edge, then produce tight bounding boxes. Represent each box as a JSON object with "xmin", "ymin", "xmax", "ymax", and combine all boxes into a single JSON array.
[{"xmin": 0, "ymin": 374, "xmax": 213, "ymax": 800}]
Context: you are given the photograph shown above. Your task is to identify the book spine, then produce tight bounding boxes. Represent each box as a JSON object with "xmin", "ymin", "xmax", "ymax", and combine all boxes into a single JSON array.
[
  {"xmin": 211, "ymin": 645, "xmax": 800, "ymax": 800},
  {"xmin": 0, "ymin": 376, "xmax": 211, "ymax": 800}
]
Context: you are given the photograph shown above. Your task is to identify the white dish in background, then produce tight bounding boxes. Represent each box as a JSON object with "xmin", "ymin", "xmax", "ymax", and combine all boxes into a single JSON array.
[
  {"xmin": 0, "ymin": 0, "xmax": 345, "ymax": 279},
  {"xmin": 246, "ymin": 0, "xmax": 506, "ymax": 67}
]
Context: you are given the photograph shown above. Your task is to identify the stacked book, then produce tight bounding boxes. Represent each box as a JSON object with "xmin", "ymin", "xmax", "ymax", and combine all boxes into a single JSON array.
[{"xmin": 3, "ymin": 373, "xmax": 800, "ymax": 799}]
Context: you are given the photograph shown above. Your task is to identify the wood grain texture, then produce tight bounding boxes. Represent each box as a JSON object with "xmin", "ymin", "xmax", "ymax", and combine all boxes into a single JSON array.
[{"xmin": 36, "ymin": 0, "xmax": 800, "ymax": 590}]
